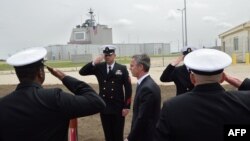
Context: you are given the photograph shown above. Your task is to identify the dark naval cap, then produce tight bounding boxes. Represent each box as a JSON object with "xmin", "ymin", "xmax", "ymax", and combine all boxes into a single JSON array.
[
  {"xmin": 184, "ymin": 49, "xmax": 232, "ymax": 75},
  {"xmin": 6, "ymin": 47, "xmax": 47, "ymax": 69},
  {"xmin": 102, "ymin": 45, "xmax": 116, "ymax": 55},
  {"xmin": 181, "ymin": 46, "xmax": 196, "ymax": 55}
]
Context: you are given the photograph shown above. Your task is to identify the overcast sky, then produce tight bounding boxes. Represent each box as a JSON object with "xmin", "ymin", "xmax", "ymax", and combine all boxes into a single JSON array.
[{"xmin": 1, "ymin": 0, "xmax": 250, "ymax": 59}]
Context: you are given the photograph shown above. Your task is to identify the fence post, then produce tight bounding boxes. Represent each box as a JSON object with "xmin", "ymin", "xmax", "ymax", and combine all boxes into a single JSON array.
[
  {"xmin": 232, "ymin": 53, "xmax": 237, "ymax": 64},
  {"xmin": 245, "ymin": 53, "xmax": 250, "ymax": 64}
]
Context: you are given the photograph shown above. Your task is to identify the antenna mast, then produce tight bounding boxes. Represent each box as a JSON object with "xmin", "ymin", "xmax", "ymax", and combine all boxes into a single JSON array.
[{"xmin": 89, "ymin": 8, "xmax": 95, "ymax": 27}]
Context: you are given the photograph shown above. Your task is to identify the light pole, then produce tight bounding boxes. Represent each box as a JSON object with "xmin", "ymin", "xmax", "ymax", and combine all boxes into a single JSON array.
[
  {"xmin": 177, "ymin": 8, "xmax": 185, "ymax": 48},
  {"xmin": 184, "ymin": 0, "xmax": 188, "ymax": 46}
]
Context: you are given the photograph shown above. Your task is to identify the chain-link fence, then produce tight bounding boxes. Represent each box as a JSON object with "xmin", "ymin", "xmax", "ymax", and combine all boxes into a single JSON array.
[{"xmin": 45, "ymin": 43, "xmax": 171, "ymax": 61}]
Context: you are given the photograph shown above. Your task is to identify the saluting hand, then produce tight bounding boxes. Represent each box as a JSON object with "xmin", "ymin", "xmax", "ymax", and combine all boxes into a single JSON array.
[
  {"xmin": 171, "ymin": 55, "xmax": 184, "ymax": 66},
  {"xmin": 93, "ymin": 54, "xmax": 104, "ymax": 65},
  {"xmin": 47, "ymin": 66, "xmax": 66, "ymax": 80},
  {"xmin": 224, "ymin": 73, "xmax": 242, "ymax": 88}
]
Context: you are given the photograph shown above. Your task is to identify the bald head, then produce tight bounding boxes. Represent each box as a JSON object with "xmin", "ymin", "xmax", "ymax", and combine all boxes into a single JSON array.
[{"xmin": 190, "ymin": 72, "xmax": 225, "ymax": 86}]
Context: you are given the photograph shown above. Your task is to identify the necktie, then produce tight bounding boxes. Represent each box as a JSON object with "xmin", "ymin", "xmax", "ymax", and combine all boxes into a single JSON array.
[{"xmin": 108, "ymin": 66, "xmax": 112, "ymax": 74}]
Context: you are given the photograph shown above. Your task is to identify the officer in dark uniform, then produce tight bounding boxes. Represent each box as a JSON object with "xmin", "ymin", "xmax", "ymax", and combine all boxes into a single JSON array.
[
  {"xmin": 79, "ymin": 45, "xmax": 132, "ymax": 141},
  {"xmin": 0, "ymin": 47, "xmax": 106, "ymax": 141},
  {"xmin": 160, "ymin": 46, "xmax": 195, "ymax": 95},
  {"xmin": 155, "ymin": 49, "xmax": 250, "ymax": 141}
]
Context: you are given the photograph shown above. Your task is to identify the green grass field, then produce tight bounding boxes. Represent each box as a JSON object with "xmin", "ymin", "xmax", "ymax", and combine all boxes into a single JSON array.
[
  {"xmin": 0, "ymin": 61, "xmax": 85, "ymax": 71},
  {"xmin": 0, "ymin": 58, "xmax": 131, "ymax": 71},
  {"xmin": 0, "ymin": 61, "xmax": 13, "ymax": 71}
]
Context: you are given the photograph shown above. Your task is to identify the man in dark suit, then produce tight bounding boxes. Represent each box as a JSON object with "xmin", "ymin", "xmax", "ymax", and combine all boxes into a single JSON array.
[
  {"xmin": 160, "ymin": 46, "xmax": 195, "ymax": 95},
  {"xmin": 125, "ymin": 54, "xmax": 161, "ymax": 141},
  {"xmin": 0, "ymin": 47, "xmax": 106, "ymax": 141},
  {"xmin": 79, "ymin": 45, "xmax": 132, "ymax": 141},
  {"xmin": 155, "ymin": 49, "xmax": 250, "ymax": 141}
]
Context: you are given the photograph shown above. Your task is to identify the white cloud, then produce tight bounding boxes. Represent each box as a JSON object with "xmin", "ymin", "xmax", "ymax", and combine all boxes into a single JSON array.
[
  {"xmin": 202, "ymin": 16, "xmax": 218, "ymax": 23},
  {"xmin": 189, "ymin": 2, "xmax": 209, "ymax": 9},
  {"xmin": 166, "ymin": 9, "xmax": 180, "ymax": 20},
  {"xmin": 133, "ymin": 4, "xmax": 158, "ymax": 12},
  {"xmin": 114, "ymin": 19, "xmax": 133, "ymax": 26},
  {"xmin": 216, "ymin": 22, "xmax": 233, "ymax": 29}
]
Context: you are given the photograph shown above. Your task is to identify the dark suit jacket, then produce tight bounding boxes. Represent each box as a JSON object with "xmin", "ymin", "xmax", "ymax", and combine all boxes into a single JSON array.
[
  {"xmin": 160, "ymin": 64, "xmax": 194, "ymax": 95},
  {"xmin": 239, "ymin": 78, "xmax": 250, "ymax": 90},
  {"xmin": 155, "ymin": 83, "xmax": 250, "ymax": 141},
  {"xmin": 128, "ymin": 75, "xmax": 161, "ymax": 141},
  {"xmin": 79, "ymin": 62, "xmax": 132, "ymax": 115},
  {"xmin": 0, "ymin": 76, "xmax": 105, "ymax": 141}
]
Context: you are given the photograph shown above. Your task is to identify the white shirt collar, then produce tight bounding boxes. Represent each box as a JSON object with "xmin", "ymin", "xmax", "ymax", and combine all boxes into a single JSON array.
[
  {"xmin": 107, "ymin": 62, "xmax": 115, "ymax": 69},
  {"xmin": 137, "ymin": 73, "xmax": 149, "ymax": 85},
  {"xmin": 107, "ymin": 62, "xmax": 115, "ymax": 73}
]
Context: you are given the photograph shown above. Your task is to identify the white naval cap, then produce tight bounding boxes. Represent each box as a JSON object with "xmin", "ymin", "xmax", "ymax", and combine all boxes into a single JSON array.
[
  {"xmin": 7, "ymin": 47, "xmax": 47, "ymax": 67},
  {"xmin": 101, "ymin": 45, "xmax": 116, "ymax": 55},
  {"xmin": 184, "ymin": 49, "xmax": 232, "ymax": 75},
  {"xmin": 181, "ymin": 46, "xmax": 196, "ymax": 55}
]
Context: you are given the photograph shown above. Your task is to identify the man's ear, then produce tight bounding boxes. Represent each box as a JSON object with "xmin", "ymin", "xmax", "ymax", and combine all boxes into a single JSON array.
[
  {"xmin": 220, "ymin": 72, "xmax": 225, "ymax": 83},
  {"xmin": 190, "ymin": 73, "xmax": 196, "ymax": 85},
  {"xmin": 34, "ymin": 67, "xmax": 45, "ymax": 84},
  {"xmin": 38, "ymin": 67, "xmax": 44, "ymax": 79}
]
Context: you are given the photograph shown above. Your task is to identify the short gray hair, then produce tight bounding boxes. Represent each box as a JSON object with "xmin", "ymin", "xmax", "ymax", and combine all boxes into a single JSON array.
[{"xmin": 132, "ymin": 54, "xmax": 151, "ymax": 72}]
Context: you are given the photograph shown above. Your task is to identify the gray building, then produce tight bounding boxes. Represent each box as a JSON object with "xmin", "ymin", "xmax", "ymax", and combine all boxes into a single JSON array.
[
  {"xmin": 45, "ymin": 9, "xmax": 171, "ymax": 62},
  {"xmin": 68, "ymin": 8, "xmax": 112, "ymax": 45},
  {"xmin": 45, "ymin": 43, "xmax": 171, "ymax": 62}
]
